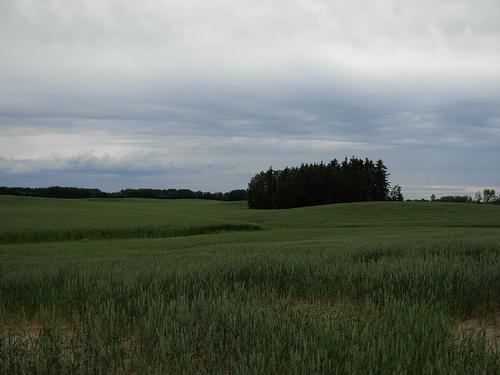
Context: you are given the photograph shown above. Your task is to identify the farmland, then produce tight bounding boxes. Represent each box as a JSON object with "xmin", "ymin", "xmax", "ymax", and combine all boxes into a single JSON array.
[{"xmin": 1, "ymin": 196, "xmax": 500, "ymax": 374}]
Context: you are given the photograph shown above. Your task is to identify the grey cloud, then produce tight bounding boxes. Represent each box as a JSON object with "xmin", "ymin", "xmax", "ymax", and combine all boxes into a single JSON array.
[
  {"xmin": 0, "ymin": 152, "xmax": 208, "ymax": 176},
  {"xmin": 0, "ymin": 1, "xmax": 499, "ymax": 197}
]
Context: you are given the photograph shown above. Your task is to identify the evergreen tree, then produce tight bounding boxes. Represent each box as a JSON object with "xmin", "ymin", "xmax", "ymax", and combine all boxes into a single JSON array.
[
  {"xmin": 374, "ymin": 159, "xmax": 389, "ymax": 200},
  {"xmin": 247, "ymin": 157, "xmax": 393, "ymax": 209}
]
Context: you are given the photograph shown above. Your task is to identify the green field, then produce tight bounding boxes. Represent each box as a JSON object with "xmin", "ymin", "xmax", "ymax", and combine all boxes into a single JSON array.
[{"xmin": 1, "ymin": 196, "xmax": 500, "ymax": 374}]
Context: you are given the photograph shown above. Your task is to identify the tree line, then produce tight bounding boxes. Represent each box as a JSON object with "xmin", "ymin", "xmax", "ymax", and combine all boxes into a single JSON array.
[
  {"xmin": 0, "ymin": 186, "xmax": 247, "ymax": 201},
  {"xmin": 430, "ymin": 189, "xmax": 499, "ymax": 204},
  {"xmin": 247, "ymin": 157, "xmax": 402, "ymax": 209}
]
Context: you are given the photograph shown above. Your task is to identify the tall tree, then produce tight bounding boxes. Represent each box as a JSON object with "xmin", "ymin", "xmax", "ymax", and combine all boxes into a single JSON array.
[
  {"xmin": 247, "ymin": 157, "xmax": 393, "ymax": 209},
  {"xmin": 374, "ymin": 159, "xmax": 390, "ymax": 200},
  {"xmin": 389, "ymin": 185, "xmax": 404, "ymax": 201},
  {"xmin": 483, "ymin": 189, "xmax": 496, "ymax": 204}
]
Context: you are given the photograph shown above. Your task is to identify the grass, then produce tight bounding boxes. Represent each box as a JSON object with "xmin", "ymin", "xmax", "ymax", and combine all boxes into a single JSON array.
[
  {"xmin": 0, "ymin": 223, "xmax": 262, "ymax": 245},
  {"xmin": 1, "ymin": 196, "xmax": 500, "ymax": 373}
]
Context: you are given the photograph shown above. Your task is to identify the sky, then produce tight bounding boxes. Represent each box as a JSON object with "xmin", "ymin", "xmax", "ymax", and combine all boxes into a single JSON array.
[{"xmin": 1, "ymin": 0, "xmax": 499, "ymax": 198}]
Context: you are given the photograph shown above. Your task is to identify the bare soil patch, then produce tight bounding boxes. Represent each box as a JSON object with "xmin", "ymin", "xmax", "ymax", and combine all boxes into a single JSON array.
[{"xmin": 456, "ymin": 314, "xmax": 500, "ymax": 351}]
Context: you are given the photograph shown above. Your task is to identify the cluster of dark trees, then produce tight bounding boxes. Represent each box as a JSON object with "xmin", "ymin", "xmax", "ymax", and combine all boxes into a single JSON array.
[
  {"xmin": 118, "ymin": 188, "xmax": 247, "ymax": 201},
  {"xmin": 0, "ymin": 186, "xmax": 106, "ymax": 199},
  {"xmin": 0, "ymin": 186, "xmax": 247, "ymax": 201},
  {"xmin": 247, "ymin": 157, "xmax": 402, "ymax": 209}
]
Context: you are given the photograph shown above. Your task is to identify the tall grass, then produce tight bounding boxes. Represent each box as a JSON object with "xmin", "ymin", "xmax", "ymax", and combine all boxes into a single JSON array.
[
  {"xmin": 2, "ymin": 296, "xmax": 498, "ymax": 374},
  {"xmin": 1, "ymin": 198, "xmax": 499, "ymax": 373},
  {"xmin": 1, "ymin": 240, "xmax": 500, "ymax": 373},
  {"xmin": 0, "ymin": 223, "xmax": 262, "ymax": 245}
]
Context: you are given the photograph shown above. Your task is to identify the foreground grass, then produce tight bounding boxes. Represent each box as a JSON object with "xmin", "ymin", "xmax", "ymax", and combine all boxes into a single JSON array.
[{"xmin": 0, "ymin": 197, "xmax": 499, "ymax": 373}]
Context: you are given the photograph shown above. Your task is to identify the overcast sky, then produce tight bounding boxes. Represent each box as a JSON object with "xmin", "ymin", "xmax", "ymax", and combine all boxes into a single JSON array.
[{"xmin": 1, "ymin": 0, "xmax": 499, "ymax": 197}]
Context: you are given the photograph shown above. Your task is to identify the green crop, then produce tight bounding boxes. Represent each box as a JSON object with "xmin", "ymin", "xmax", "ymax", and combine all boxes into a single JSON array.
[{"xmin": 0, "ymin": 196, "xmax": 499, "ymax": 373}]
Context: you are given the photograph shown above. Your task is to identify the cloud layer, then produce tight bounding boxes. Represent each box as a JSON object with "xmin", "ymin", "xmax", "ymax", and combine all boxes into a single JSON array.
[{"xmin": 1, "ymin": 0, "xmax": 499, "ymax": 196}]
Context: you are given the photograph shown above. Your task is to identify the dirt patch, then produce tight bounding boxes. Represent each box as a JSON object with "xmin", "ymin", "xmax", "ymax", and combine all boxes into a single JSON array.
[
  {"xmin": 456, "ymin": 315, "xmax": 500, "ymax": 351},
  {"xmin": 0, "ymin": 320, "xmax": 78, "ymax": 349},
  {"xmin": 1, "ymin": 321, "xmax": 43, "ymax": 348}
]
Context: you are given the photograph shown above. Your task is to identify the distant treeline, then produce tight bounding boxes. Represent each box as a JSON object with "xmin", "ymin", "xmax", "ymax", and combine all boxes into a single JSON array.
[
  {"xmin": 0, "ymin": 186, "xmax": 248, "ymax": 201},
  {"xmin": 428, "ymin": 189, "xmax": 499, "ymax": 204},
  {"xmin": 248, "ymin": 157, "xmax": 402, "ymax": 209},
  {"xmin": 434, "ymin": 196, "xmax": 471, "ymax": 203}
]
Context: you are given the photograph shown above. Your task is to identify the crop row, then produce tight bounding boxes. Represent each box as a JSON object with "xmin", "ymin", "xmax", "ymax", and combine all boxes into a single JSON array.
[
  {"xmin": 0, "ymin": 223, "xmax": 262, "ymax": 245},
  {"xmin": 1, "ymin": 239, "xmax": 499, "ymax": 373}
]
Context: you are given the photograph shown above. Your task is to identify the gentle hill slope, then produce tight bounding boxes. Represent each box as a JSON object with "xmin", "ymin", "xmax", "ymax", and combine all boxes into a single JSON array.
[
  {"xmin": 1, "ymin": 195, "xmax": 499, "ymax": 244},
  {"xmin": 1, "ymin": 196, "xmax": 500, "ymax": 373}
]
